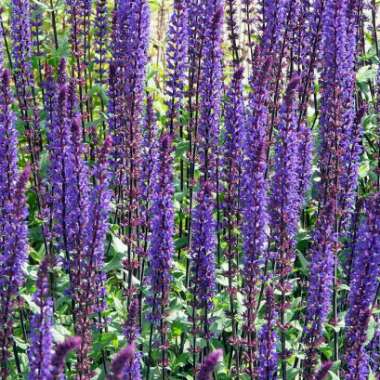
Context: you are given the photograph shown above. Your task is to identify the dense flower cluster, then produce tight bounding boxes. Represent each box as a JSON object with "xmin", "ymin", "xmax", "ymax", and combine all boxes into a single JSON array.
[
  {"xmin": 28, "ymin": 258, "xmax": 53, "ymax": 380},
  {"xmin": 344, "ymin": 193, "xmax": 380, "ymax": 378},
  {"xmin": 0, "ymin": 68, "xmax": 29, "ymax": 378},
  {"xmin": 258, "ymin": 286, "xmax": 278, "ymax": 380}
]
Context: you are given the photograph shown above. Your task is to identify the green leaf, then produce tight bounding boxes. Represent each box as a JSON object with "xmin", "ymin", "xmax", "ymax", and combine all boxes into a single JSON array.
[{"xmin": 357, "ymin": 65, "xmax": 377, "ymax": 83}]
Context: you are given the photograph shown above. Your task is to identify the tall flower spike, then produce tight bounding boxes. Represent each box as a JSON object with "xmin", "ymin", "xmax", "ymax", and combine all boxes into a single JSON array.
[
  {"xmin": 47, "ymin": 82, "xmax": 75, "ymax": 257},
  {"xmin": 94, "ymin": 0, "xmax": 109, "ymax": 84},
  {"xmin": 11, "ymin": 0, "xmax": 41, "ymax": 164},
  {"xmin": 258, "ymin": 286, "xmax": 278, "ymax": 380},
  {"xmin": 241, "ymin": 52, "xmax": 271, "ymax": 376},
  {"xmin": 343, "ymin": 193, "xmax": 380, "ymax": 379},
  {"xmin": 298, "ymin": 0, "xmax": 325, "ymax": 121},
  {"xmin": 197, "ymin": 2, "xmax": 223, "ymax": 184},
  {"xmin": 225, "ymin": 0, "xmax": 240, "ymax": 65},
  {"xmin": 197, "ymin": 349, "xmax": 223, "ymax": 380},
  {"xmin": 339, "ymin": 105, "xmax": 366, "ymax": 230},
  {"xmin": 109, "ymin": 343, "xmax": 136, "ymax": 380},
  {"xmin": 304, "ymin": 0, "xmax": 359, "ymax": 374},
  {"xmin": 190, "ymin": 0, "xmax": 223, "ymax": 351},
  {"xmin": 303, "ymin": 202, "xmax": 336, "ymax": 378},
  {"xmin": 50, "ymin": 337, "xmax": 81, "ymax": 380},
  {"xmin": 139, "ymin": 95, "xmax": 158, "ymax": 256},
  {"xmin": 315, "ymin": 361, "xmax": 333, "ymax": 380},
  {"xmin": 147, "ymin": 133, "xmax": 174, "ymax": 324},
  {"xmin": 85, "ymin": 136, "xmax": 112, "ymax": 314},
  {"xmin": 222, "ymin": 66, "xmax": 244, "ymax": 353},
  {"xmin": 123, "ymin": 299, "xmax": 142, "ymax": 380},
  {"xmin": 147, "ymin": 133, "xmax": 175, "ymax": 371},
  {"xmin": 296, "ymin": 122, "xmax": 313, "ymax": 205},
  {"xmin": 270, "ymin": 76, "xmax": 301, "ymax": 271},
  {"xmin": 165, "ymin": 0, "xmax": 188, "ymax": 135},
  {"xmin": 0, "ymin": 69, "xmax": 29, "ymax": 378},
  {"xmin": 270, "ymin": 76, "xmax": 301, "ymax": 376},
  {"xmin": 68, "ymin": 118, "xmax": 93, "ymax": 379},
  {"xmin": 28, "ymin": 258, "xmax": 53, "ymax": 380},
  {"xmin": 190, "ymin": 182, "xmax": 216, "ymax": 337},
  {"xmin": 111, "ymin": 0, "xmax": 150, "ymax": 296}
]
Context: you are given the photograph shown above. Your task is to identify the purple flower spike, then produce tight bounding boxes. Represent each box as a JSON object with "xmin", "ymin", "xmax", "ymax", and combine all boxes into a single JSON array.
[
  {"xmin": 241, "ymin": 52, "xmax": 272, "ymax": 375},
  {"xmin": 222, "ymin": 66, "xmax": 244, "ymax": 327},
  {"xmin": 123, "ymin": 299, "xmax": 142, "ymax": 380},
  {"xmin": 94, "ymin": 0, "xmax": 109, "ymax": 84},
  {"xmin": 28, "ymin": 258, "xmax": 53, "ymax": 380},
  {"xmin": 270, "ymin": 76, "xmax": 301, "ymax": 275},
  {"xmin": 11, "ymin": 0, "xmax": 41, "ymax": 158},
  {"xmin": 85, "ymin": 135, "xmax": 112, "ymax": 314},
  {"xmin": 147, "ymin": 133, "xmax": 175, "ymax": 325},
  {"xmin": 344, "ymin": 193, "xmax": 380, "ymax": 379},
  {"xmin": 303, "ymin": 202, "xmax": 336, "ymax": 377},
  {"xmin": 165, "ymin": 0, "xmax": 188, "ymax": 134},
  {"xmin": 110, "ymin": 0, "xmax": 150, "ymax": 273},
  {"xmin": 197, "ymin": 349, "xmax": 223, "ymax": 380},
  {"xmin": 258, "ymin": 286, "xmax": 278, "ymax": 380},
  {"xmin": 0, "ymin": 68, "xmax": 29, "ymax": 378},
  {"xmin": 191, "ymin": 181, "xmax": 217, "ymax": 336},
  {"xmin": 198, "ymin": 2, "xmax": 223, "ymax": 184},
  {"xmin": 315, "ymin": 361, "xmax": 333, "ymax": 380},
  {"xmin": 109, "ymin": 343, "xmax": 136, "ymax": 380},
  {"xmin": 50, "ymin": 336, "xmax": 81, "ymax": 380}
]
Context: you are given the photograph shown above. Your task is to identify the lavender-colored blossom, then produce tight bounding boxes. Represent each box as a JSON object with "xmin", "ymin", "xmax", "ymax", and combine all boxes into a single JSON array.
[
  {"xmin": 30, "ymin": 1, "xmax": 43, "ymax": 60},
  {"xmin": 94, "ymin": 0, "xmax": 109, "ymax": 84},
  {"xmin": 85, "ymin": 136, "xmax": 112, "ymax": 314},
  {"xmin": 225, "ymin": 0, "xmax": 240, "ymax": 65},
  {"xmin": 11, "ymin": 0, "xmax": 41, "ymax": 159},
  {"xmin": 10, "ymin": 0, "xmax": 33, "ymax": 84},
  {"xmin": 50, "ymin": 337, "xmax": 81, "ymax": 380},
  {"xmin": 240, "ymin": 0, "xmax": 256, "ymax": 63},
  {"xmin": 139, "ymin": 95, "xmax": 158, "ymax": 247},
  {"xmin": 123, "ymin": 300, "xmax": 142, "ymax": 380},
  {"xmin": 270, "ymin": 76, "xmax": 300, "ymax": 275},
  {"xmin": 258, "ymin": 286, "xmax": 278, "ymax": 380},
  {"xmin": 124, "ymin": 298, "xmax": 139, "ymax": 344},
  {"xmin": 186, "ymin": 0, "xmax": 205, "ymax": 90},
  {"xmin": 344, "ymin": 193, "xmax": 380, "ymax": 379},
  {"xmin": 147, "ymin": 133, "xmax": 174, "ymax": 324},
  {"xmin": 222, "ymin": 66, "xmax": 244, "ymax": 323},
  {"xmin": 191, "ymin": 182, "xmax": 217, "ymax": 334},
  {"xmin": 68, "ymin": 118, "xmax": 93, "ymax": 378},
  {"xmin": 298, "ymin": 0, "xmax": 325, "ymax": 120},
  {"xmin": 47, "ymin": 83, "xmax": 75, "ymax": 256},
  {"xmin": 296, "ymin": 123, "xmax": 313, "ymax": 204},
  {"xmin": 190, "ymin": 0, "xmax": 223, "ymax": 342},
  {"xmin": 109, "ymin": 343, "xmax": 136, "ymax": 380},
  {"xmin": 241, "ymin": 53, "xmax": 271, "ymax": 375},
  {"xmin": 270, "ymin": 76, "xmax": 302, "ymax": 376},
  {"xmin": 165, "ymin": 0, "xmax": 188, "ymax": 134},
  {"xmin": 339, "ymin": 105, "xmax": 366, "ymax": 229},
  {"xmin": 0, "ymin": 69, "xmax": 29, "ymax": 378},
  {"xmin": 197, "ymin": 349, "xmax": 223, "ymax": 380},
  {"xmin": 318, "ymin": 0, "xmax": 356, "ymax": 215},
  {"xmin": 197, "ymin": 2, "xmax": 223, "ymax": 183},
  {"xmin": 43, "ymin": 65, "xmax": 58, "ymax": 138},
  {"xmin": 303, "ymin": 202, "xmax": 336, "ymax": 377},
  {"xmin": 28, "ymin": 258, "xmax": 53, "ymax": 380},
  {"xmin": 111, "ymin": 0, "xmax": 150, "ymax": 269},
  {"xmin": 303, "ymin": 1, "xmax": 359, "ymax": 374},
  {"xmin": 315, "ymin": 361, "xmax": 333, "ymax": 380},
  {"xmin": 107, "ymin": 63, "xmax": 123, "ymax": 179}
]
